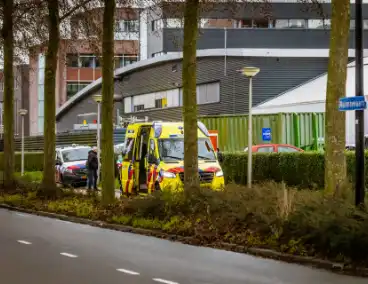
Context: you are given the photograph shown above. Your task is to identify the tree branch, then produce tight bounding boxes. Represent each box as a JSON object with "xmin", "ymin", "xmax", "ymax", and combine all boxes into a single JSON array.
[{"xmin": 59, "ymin": 0, "xmax": 93, "ymax": 21}]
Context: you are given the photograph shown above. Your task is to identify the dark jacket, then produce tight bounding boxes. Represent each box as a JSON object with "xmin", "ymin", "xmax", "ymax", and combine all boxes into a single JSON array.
[{"xmin": 87, "ymin": 150, "xmax": 98, "ymax": 170}]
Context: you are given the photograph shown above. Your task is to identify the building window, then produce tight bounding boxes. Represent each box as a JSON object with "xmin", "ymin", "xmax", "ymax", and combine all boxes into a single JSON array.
[
  {"xmin": 114, "ymin": 56, "xmax": 124, "ymax": 69},
  {"xmin": 165, "ymin": 18, "xmax": 183, "ymax": 28},
  {"xmin": 196, "ymin": 82, "xmax": 220, "ymax": 105},
  {"xmin": 273, "ymin": 19, "xmax": 306, "ymax": 28},
  {"xmin": 114, "ymin": 54, "xmax": 138, "ymax": 69},
  {"xmin": 350, "ymin": 20, "xmax": 368, "ymax": 29},
  {"xmin": 95, "ymin": 57, "xmax": 101, "ymax": 68},
  {"xmin": 151, "ymin": 19, "xmax": 163, "ymax": 31},
  {"xmin": 307, "ymin": 19, "xmax": 331, "ymax": 29},
  {"xmin": 115, "ymin": 20, "xmax": 139, "ymax": 32},
  {"xmin": 152, "ymin": 51, "xmax": 165, "ymax": 58},
  {"xmin": 66, "ymin": 82, "xmax": 90, "ymax": 99},
  {"xmin": 38, "ymin": 53, "xmax": 45, "ymax": 134},
  {"xmin": 134, "ymin": 104, "xmax": 144, "ymax": 112},
  {"xmin": 124, "ymin": 82, "xmax": 220, "ymax": 114},
  {"xmin": 288, "ymin": 19, "xmax": 306, "ymax": 28},
  {"xmin": 155, "ymin": 99, "xmax": 163, "ymax": 109},
  {"xmin": 66, "ymin": 54, "xmax": 79, "ymax": 67},
  {"xmin": 79, "ymin": 55, "xmax": 95, "ymax": 68},
  {"xmin": 124, "ymin": 55, "xmax": 138, "ymax": 65}
]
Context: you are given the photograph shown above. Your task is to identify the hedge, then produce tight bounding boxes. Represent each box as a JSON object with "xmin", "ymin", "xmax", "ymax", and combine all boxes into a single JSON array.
[
  {"xmin": 221, "ymin": 152, "xmax": 361, "ymax": 189},
  {"xmin": 0, "ymin": 152, "xmax": 44, "ymax": 172},
  {"xmin": 0, "ymin": 151, "xmax": 365, "ymax": 189}
]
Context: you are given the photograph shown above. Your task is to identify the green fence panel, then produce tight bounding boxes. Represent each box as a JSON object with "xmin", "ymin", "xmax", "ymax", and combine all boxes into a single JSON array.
[{"xmin": 200, "ymin": 112, "xmax": 325, "ymax": 152}]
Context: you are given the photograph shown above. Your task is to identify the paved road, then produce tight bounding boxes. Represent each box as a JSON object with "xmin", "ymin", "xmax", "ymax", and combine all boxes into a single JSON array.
[{"xmin": 0, "ymin": 209, "xmax": 366, "ymax": 284}]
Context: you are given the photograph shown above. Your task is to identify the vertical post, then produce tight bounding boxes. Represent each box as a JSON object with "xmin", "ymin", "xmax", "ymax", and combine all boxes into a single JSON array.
[
  {"xmin": 97, "ymin": 102, "xmax": 101, "ymax": 185},
  {"xmin": 248, "ymin": 77, "xmax": 253, "ymax": 189},
  {"xmin": 21, "ymin": 115, "xmax": 24, "ymax": 176},
  {"xmin": 311, "ymin": 113, "xmax": 319, "ymax": 151},
  {"xmin": 355, "ymin": 0, "xmax": 365, "ymax": 206},
  {"xmin": 293, "ymin": 113, "xmax": 301, "ymax": 148},
  {"xmin": 224, "ymin": 27, "xmax": 227, "ymax": 76}
]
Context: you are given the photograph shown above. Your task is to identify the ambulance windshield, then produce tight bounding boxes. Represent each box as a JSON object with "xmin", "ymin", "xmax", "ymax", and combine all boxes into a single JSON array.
[{"xmin": 158, "ymin": 138, "xmax": 216, "ymax": 162}]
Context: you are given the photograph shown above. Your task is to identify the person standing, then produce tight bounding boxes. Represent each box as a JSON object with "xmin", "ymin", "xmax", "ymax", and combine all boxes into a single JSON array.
[{"xmin": 87, "ymin": 147, "xmax": 98, "ymax": 191}]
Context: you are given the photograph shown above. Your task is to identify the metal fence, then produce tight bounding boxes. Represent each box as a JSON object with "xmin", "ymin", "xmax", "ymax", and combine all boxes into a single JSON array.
[{"xmin": 0, "ymin": 128, "xmax": 126, "ymax": 152}]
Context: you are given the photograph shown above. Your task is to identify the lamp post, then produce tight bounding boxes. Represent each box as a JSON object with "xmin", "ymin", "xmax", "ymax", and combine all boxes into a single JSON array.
[
  {"xmin": 18, "ymin": 109, "xmax": 28, "ymax": 176},
  {"xmin": 240, "ymin": 66, "xmax": 260, "ymax": 188},
  {"xmin": 355, "ymin": 0, "xmax": 365, "ymax": 207},
  {"xmin": 93, "ymin": 94, "xmax": 102, "ymax": 185}
]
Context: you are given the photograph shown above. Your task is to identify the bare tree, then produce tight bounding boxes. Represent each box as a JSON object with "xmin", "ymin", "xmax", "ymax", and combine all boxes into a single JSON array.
[
  {"xmin": 38, "ymin": 0, "xmax": 61, "ymax": 197},
  {"xmin": 101, "ymin": 0, "xmax": 116, "ymax": 205},
  {"xmin": 182, "ymin": 0, "xmax": 200, "ymax": 192},
  {"xmin": 324, "ymin": 0, "xmax": 350, "ymax": 195},
  {"xmin": 1, "ymin": 0, "xmax": 15, "ymax": 190}
]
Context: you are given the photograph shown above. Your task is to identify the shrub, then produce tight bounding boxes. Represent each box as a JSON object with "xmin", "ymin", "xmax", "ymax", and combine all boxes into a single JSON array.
[
  {"xmin": 0, "ymin": 152, "xmax": 44, "ymax": 172},
  {"xmin": 221, "ymin": 151, "xmax": 366, "ymax": 189}
]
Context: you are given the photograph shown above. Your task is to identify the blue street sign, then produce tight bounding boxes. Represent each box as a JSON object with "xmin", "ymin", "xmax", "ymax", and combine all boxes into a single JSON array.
[
  {"xmin": 262, "ymin": 128, "xmax": 272, "ymax": 142},
  {"xmin": 338, "ymin": 96, "xmax": 367, "ymax": 111}
]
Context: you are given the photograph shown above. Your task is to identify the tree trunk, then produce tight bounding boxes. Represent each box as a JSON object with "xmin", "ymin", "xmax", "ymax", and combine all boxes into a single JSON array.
[
  {"xmin": 1, "ymin": 0, "xmax": 15, "ymax": 190},
  {"xmin": 39, "ymin": 0, "xmax": 60, "ymax": 197},
  {"xmin": 324, "ymin": 0, "xmax": 350, "ymax": 195},
  {"xmin": 182, "ymin": 0, "xmax": 200, "ymax": 193},
  {"xmin": 101, "ymin": 0, "xmax": 116, "ymax": 205}
]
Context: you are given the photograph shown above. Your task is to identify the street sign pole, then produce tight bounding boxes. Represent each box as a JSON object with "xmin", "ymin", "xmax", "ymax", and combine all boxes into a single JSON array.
[{"xmin": 355, "ymin": 0, "xmax": 365, "ymax": 207}]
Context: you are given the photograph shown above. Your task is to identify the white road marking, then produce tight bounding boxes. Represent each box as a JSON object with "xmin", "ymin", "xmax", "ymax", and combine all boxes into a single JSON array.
[
  {"xmin": 16, "ymin": 213, "xmax": 29, "ymax": 217},
  {"xmin": 60, "ymin": 252, "xmax": 78, "ymax": 258},
  {"xmin": 153, "ymin": 278, "xmax": 179, "ymax": 284},
  {"xmin": 116, "ymin": 268, "xmax": 140, "ymax": 275},
  {"xmin": 17, "ymin": 240, "xmax": 32, "ymax": 245}
]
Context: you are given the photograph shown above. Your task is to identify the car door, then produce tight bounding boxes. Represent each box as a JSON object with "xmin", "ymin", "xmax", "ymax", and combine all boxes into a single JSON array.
[
  {"xmin": 146, "ymin": 138, "xmax": 159, "ymax": 193},
  {"xmin": 121, "ymin": 137, "xmax": 136, "ymax": 194}
]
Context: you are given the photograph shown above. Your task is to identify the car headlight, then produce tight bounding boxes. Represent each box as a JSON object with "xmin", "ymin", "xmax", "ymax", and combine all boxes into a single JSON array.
[
  {"xmin": 215, "ymin": 170, "xmax": 223, "ymax": 177},
  {"xmin": 162, "ymin": 171, "xmax": 176, "ymax": 178}
]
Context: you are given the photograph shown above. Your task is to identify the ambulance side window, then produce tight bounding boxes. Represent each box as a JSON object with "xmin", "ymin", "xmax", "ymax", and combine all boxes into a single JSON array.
[
  {"xmin": 148, "ymin": 139, "xmax": 157, "ymax": 164},
  {"xmin": 124, "ymin": 138, "xmax": 135, "ymax": 161}
]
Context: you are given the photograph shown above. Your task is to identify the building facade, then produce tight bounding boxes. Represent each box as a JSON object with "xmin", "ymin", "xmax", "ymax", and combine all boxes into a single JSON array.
[
  {"xmin": 139, "ymin": 1, "xmax": 368, "ymax": 59},
  {"xmin": 28, "ymin": 7, "xmax": 140, "ymax": 135},
  {"xmin": 56, "ymin": 49, "xmax": 330, "ymax": 132},
  {"xmin": 0, "ymin": 65, "xmax": 30, "ymax": 137},
  {"xmin": 55, "ymin": 1, "xmax": 368, "ymax": 132}
]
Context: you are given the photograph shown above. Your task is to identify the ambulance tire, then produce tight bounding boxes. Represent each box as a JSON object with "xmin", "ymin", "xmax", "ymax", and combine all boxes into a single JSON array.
[{"xmin": 154, "ymin": 182, "xmax": 161, "ymax": 191}]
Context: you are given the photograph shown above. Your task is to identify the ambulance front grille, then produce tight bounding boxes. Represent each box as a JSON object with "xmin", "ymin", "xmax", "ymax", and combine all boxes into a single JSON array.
[{"xmin": 178, "ymin": 172, "xmax": 214, "ymax": 184}]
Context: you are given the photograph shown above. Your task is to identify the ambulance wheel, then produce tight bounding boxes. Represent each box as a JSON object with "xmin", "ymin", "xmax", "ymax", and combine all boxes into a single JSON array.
[{"xmin": 155, "ymin": 182, "xmax": 161, "ymax": 191}]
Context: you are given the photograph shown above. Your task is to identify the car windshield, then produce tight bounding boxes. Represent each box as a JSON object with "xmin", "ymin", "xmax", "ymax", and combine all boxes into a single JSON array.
[
  {"xmin": 62, "ymin": 147, "xmax": 91, "ymax": 163},
  {"xmin": 158, "ymin": 138, "xmax": 216, "ymax": 162}
]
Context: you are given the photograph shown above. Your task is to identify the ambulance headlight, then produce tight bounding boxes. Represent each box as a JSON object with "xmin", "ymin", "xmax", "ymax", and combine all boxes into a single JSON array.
[
  {"xmin": 162, "ymin": 171, "xmax": 176, "ymax": 178},
  {"xmin": 215, "ymin": 170, "xmax": 224, "ymax": 177}
]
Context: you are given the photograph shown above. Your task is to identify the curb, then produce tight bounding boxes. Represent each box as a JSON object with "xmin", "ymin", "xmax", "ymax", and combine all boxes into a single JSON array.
[{"xmin": 1, "ymin": 203, "xmax": 367, "ymax": 278}]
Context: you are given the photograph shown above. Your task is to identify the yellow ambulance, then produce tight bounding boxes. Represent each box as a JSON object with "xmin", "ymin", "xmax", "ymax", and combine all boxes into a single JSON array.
[{"xmin": 120, "ymin": 121, "xmax": 225, "ymax": 194}]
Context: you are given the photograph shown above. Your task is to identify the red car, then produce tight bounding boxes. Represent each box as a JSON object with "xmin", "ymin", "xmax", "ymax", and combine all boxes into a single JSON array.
[{"xmin": 244, "ymin": 144, "xmax": 304, "ymax": 153}]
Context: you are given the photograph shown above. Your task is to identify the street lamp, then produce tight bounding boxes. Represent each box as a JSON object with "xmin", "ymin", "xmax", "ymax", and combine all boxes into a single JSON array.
[
  {"xmin": 240, "ymin": 66, "xmax": 260, "ymax": 188},
  {"xmin": 18, "ymin": 109, "xmax": 28, "ymax": 176},
  {"xmin": 93, "ymin": 94, "xmax": 102, "ymax": 185}
]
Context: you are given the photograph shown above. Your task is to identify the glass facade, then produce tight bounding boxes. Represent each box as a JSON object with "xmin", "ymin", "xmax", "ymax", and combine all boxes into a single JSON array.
[
  {"xmin": 66, "ymin": 54, "xmax": 138, "ymax": 69},
  {"xmin": 66, "ymin": 82, "xmax": 90, "ymax": 99},
  {"xmin": 38, "ymin": 53, "xmax": 45, "ymax": 134}
]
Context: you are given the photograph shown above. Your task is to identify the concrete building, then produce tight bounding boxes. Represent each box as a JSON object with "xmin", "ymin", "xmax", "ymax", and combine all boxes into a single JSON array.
[
  {"xmin": 253, "ymin": 58, "xmax": 368, "ymax": 147},
  {"xmin": 139, "ymin": 1, "xmax": 368, "ymax": 60},
  {"xmin": 56, "ymin": 49, "xmax": 330, "ymax": 131},
  {"xmin": 55, "ymin": 0, "xmax": 368, "ymax": 132},
  {"xmin": 29, "ymin": 7, "xmax": 140, "ymax": 135},
  {"xmin": 0, "ymin": 65, "xmax": 30, "ymax": 136}
]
